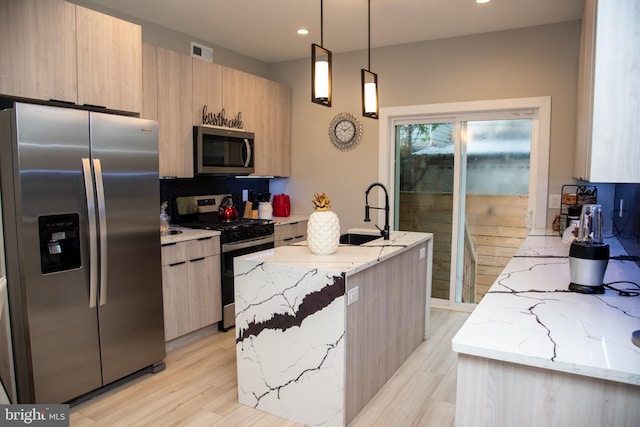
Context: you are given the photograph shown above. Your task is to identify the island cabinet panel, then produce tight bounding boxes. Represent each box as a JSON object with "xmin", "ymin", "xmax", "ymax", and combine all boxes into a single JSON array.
[
  {"xmin": 0, "ymin": 0, "xmax": 77, "ymax": 103},
  {"xmin": 192, "ymin": 59, "xmax": 223, "ymax": 126},
  {"xmin": 345, "ymin": 243, "xmax": 427, "ymax": 424},
  {"xmin": 76, "ymin": 5, "xmax": 142, "ymax": 112},
  {"xmin": 161, "ymin": 235, "xmax": 221, "ymax": 341},
  {"xmin": 574, "ymin": 0, "xmax": 640, "ymax": 182},
  {"xmin": 234, "ymin": 231, "xmax": 432, "ymax": 426},
  {"xmin": 156, "ymin": 47, "xmax": 194, "ymax": 178}
]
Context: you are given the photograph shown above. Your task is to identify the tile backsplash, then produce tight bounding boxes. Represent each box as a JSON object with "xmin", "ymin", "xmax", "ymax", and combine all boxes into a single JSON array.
[
  {"xmin": 613, "ymin": 183, "xmax": 640, "ymax": 266},
  {"xmin": 159, "ymin": 176, "xmax": 270, "ymax": 223}
]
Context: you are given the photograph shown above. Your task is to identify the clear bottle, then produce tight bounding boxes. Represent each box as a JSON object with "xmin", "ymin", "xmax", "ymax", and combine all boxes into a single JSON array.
[{"xmin": 160, "ymin": 201, "xmax": 170, "ymax": 234}]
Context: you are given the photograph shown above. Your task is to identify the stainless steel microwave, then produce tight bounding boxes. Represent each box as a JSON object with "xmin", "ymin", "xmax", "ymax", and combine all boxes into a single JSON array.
[{"xmin": 193, "ymin": 126, "xmax": 254, "ymax": 175}]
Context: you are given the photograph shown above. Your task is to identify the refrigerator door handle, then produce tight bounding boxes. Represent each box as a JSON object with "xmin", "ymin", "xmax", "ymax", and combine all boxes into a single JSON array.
[
  {"xmin": 93, "ymin": 158, "xmax": 109, "ymax": 306},
  {"xmin": 82, "ymin": 158, "xmax": 99, "ymax": 308}
]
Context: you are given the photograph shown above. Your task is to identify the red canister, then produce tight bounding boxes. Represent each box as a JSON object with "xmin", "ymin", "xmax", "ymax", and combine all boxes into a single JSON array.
[{"xmin": 273, "ymin": 194, "xmax": 290, "ymax": 217}]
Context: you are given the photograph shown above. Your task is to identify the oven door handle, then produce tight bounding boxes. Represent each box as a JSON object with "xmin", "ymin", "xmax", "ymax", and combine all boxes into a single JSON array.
[{"xmin": 222, "ymin": 235, "xmax": 274, "ymax": 253}]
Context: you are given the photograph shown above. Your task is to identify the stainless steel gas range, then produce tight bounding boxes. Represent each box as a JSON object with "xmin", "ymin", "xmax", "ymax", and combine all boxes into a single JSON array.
[{"xmin": 175, "ymin": 195, "xmax": 274, "ymax": 331}]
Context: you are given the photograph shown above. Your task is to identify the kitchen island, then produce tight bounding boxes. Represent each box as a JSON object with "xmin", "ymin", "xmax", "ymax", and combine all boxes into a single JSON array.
[
  {"xmin": 452, "ymin": 231, "xmax": 640, "ymax": 427},
  {"xmin": 234, "ymin": 231, "xmax": 433, "ymax": 427}
]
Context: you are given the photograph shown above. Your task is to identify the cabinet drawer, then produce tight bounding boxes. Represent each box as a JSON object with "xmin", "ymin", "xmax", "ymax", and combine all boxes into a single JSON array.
[
  {"xmin": 161, "ymin": 241, "xmax": 186, "ymax": 266},
  {"xmin": 185, "ymin": 235, "xmax": 220, "ymax": 259}
]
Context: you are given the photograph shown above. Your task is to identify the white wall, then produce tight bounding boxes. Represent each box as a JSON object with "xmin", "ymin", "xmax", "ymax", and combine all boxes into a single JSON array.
[{"xmin": 269, "ymin": 21, "xmax": 582, "ymax": 232}]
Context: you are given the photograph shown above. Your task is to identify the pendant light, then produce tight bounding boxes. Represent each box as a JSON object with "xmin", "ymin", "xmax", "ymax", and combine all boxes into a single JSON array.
[
  {"xmin": 361, "ymin": 0, "xmax": 378, "ymax": 119},
  {"xmin": 311, "ymin": 0, "xmax": 332, "ymax": 106}
]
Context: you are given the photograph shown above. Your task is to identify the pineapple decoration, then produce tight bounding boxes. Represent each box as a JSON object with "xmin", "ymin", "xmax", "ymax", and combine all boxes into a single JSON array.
[{"xmin": 307, "ymin": 192, "xmax": 340, "ymax": 255}]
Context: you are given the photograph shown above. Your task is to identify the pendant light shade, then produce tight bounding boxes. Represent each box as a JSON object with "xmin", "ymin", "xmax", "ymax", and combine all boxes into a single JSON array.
[
  {"xmin": 361, "ymin": 0, "xmax": 378, "ymax": 119},
  {"xmin": 362, "ymin": 69, "xmax": 378, "ymax": 118},
  {"xmin": 311, "ymin": 0, "xmax": 332, "ymax": 107},
  {"xmin": 312, "ymin": 43, "xmax": 332, "ymax": 106}
]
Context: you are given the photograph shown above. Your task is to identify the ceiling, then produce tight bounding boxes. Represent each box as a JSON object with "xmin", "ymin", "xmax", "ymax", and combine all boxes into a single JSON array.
[{"xmin": 88, "ymin": 0, "xmax": 584, "ymax": 64}]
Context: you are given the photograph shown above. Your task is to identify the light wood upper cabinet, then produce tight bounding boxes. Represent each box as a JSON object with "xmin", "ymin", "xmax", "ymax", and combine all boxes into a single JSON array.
[
  {"xmin": 574, "ymin": 0, "xmax": 640, "ymax": 183},
  {"xmin": 222, "ymin": 67, "xmax": 259, "ymax": 133},
  {"xmin": 0, "ymin": 0, "xmax": 77, "ymax": 103},
  {"xmin": 141, "ymin": 43, "xmax": 158, "ymax": 120},
  {"xmin": 157, "ymin": 47, "xmax": 193, "ymax": 178},
  {"xmin": 76, "ymin": 6, "xmax": 142, "ymax": 112},
  {"xmin": 0, "ymin": 0, "xmax": 142, "ymax": 112},
  {"xmin": 222, "ymin": 67, "xmax": 291, "ymax": 177},
  {"xmin": 143, "ymin": 48, "xmax": 290, "ymax": 177},
  {"xmin": 260, "ymin": 79, "xmax": 291, "ymax": 177},
  {"xmin": 192, "ymin": 58, "xmax": 223, "ymax": 126}
]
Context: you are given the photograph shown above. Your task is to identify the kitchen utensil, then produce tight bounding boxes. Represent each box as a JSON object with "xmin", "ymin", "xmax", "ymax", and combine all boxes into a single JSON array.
[
  {"xmin": 218, "ymin": 196, "xmax": 238, "ymax": 221},
  {"xmin": 273, "ymin": 194, "xmax": 290, "ymax": 217},
  {"xmin": 569, "ymin": 204, "xmax": 609, "ymax": 294}
]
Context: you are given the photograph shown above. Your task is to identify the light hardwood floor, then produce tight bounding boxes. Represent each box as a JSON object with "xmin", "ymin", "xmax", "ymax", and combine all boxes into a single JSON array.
[{"xmin": 70, "ymin": 308, "xmax": 469, "ymax": 427}]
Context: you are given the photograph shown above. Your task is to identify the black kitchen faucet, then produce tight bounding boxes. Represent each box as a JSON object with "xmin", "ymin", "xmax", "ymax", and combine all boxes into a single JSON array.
[{"xmin": 364, "ymin": 182, "xmax": 390, "ymax": 240}]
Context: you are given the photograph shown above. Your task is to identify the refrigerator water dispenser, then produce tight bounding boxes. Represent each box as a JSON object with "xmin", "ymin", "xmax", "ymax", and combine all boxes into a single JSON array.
[{"xmin": 38, "ymin": 214, "xmax": 81, "ymax": 274}]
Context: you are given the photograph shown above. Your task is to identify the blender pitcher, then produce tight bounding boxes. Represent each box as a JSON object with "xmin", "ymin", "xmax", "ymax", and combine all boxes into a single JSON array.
[{"xmin": 568, "ymin": 204, "xmax": 609, "ymax": 294}]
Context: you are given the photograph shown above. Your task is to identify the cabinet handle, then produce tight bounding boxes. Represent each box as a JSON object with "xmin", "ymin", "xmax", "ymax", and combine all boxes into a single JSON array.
[
  {"xmin": 162, "ymin": 242, "xmax": 178, "ymax": 247},
  {"xmin": 169, "ymin": 261, "xmax": 186, "ymax": 267},
  {"xmin": 197, "ymin": 237, "xmax": 213, "ymax": 241},
  {"xmin": 190, "ymin": 257, "xmax": 206, "ymax": 262},
  {"xmin": 283, "ymin": 237, "xmax": 294, "ymax": 242},
  {"xmin": 294, "ymin": 235, "xmax": 305, "ymax": 239}
]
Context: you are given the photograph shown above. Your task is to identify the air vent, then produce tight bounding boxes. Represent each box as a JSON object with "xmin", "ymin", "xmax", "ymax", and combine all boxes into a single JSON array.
[{"xmin": 191, "ymin": 41, "xmax": 213, "ymax": 62}]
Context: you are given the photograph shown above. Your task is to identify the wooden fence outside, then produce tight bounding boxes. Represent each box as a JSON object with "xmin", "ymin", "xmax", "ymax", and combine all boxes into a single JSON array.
[{"xmin": 399, "ymin": 192, "xmax": 528, "ymax": 302}]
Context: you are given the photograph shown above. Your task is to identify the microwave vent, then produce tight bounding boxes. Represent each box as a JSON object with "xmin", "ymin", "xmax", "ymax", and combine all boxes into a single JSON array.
[{"xmin": 191, "ymin": 41, "xmax": 214, "ymax": 62}]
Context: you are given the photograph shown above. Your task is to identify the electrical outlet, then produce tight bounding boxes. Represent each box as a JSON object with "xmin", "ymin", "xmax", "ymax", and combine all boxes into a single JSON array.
[
  {"xmin": 242, "ymin": 189, "xmax": 248, "ymax": 202},
  {"xmin": 420, "ymin": 247, "xmax": 426, "ymax": 259},
  {"xmin": 347, "ymin": 287, "xmax": 359, "ymax": 305},
  {"xmin": 549, "ymin": 194, "xmax": 561, "ymax": 209}
]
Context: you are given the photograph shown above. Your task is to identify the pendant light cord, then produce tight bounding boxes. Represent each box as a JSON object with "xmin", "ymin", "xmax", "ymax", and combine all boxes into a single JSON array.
[
  {"xmin": 321, "ymin": 0, "xmax": 324, "ymax": 47},
  {"xmin": 367, "ymin": 0, "xmax": 371, "ymax": 71}
]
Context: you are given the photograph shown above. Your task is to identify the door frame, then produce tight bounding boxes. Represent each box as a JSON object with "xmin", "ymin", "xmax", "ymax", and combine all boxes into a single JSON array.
[{"xmin": 378, "ymin": 97, "xmax": 551, "ymax": 310}]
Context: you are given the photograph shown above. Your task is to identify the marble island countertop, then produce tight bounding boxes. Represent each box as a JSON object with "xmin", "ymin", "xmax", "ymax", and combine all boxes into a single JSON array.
[
  {"xmin": 236, "ymin": 230, "xmax": 432, "ymax": 277},
  {"xmin": 452, "ymin": 231, "xmax": 640, "ymax": 386}
]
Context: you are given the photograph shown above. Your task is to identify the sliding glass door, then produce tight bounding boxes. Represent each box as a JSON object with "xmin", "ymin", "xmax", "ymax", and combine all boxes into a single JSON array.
[{"xmin": 396, "ymin": 114, "xmax": 532, "ymax": 304}]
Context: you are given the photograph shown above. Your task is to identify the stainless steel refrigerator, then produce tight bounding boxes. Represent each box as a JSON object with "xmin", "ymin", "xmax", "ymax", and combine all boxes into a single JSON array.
[{"xmin": 0, "ymin": 102, "xmax": 165, "ymax": 404}]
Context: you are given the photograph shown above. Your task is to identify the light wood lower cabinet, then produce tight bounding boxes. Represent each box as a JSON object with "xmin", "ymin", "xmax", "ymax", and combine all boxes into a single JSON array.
[
  {"xmin": 274, "ymin": 220, "xmax": 307, "ymax": 247},
  {"xmin": 161, "ymin": 235, "xmax": 221, "ymax": 341}
]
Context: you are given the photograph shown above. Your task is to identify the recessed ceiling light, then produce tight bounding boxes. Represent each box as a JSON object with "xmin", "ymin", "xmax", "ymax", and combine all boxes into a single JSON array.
[
  {"xmin": 476, "ymin": 0, "xmax": 490, "ymax": 3},
  {"xmin": 297, "ymin": 28, "xmax": 309, "ymax": 35}
]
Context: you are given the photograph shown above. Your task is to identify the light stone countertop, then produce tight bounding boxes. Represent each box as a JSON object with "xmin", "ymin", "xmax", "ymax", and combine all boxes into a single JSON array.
[
  {"xmin": 270, "ymin": 214, "xmax": 308, "ymax": 225},
  {"xmin": 236, "ymin": 230, "xmax": 432, "ymax": 277},
  {"xmin": 159, "ymin": 227, "xmax": 220, "ymax": 245},
  {"xmin": 452, "ymin": 231, "xmax": 640, "ymax": 386}
]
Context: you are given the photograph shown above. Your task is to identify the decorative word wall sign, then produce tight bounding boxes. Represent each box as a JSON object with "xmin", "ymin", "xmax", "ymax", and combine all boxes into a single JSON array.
[{"xmin": 202, "ymin": 105, "xmax": 243, "ymax": 129}]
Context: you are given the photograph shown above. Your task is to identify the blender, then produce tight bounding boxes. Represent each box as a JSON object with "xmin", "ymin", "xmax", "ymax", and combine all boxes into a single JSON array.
[{"xmin": 568, "ymin": 204, "xmax": 609, "ymax": 294}]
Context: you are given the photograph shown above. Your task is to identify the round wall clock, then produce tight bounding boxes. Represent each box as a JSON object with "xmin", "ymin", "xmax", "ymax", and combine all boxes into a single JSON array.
[{"xmin": 328, "ymin": 112, "xmax": 363, "ymax": 151}]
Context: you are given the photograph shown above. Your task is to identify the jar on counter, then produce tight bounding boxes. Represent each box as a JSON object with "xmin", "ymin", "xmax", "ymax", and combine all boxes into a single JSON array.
[{"xmin": 258, "ymin": 202, "xmax": 273, "ymax": 220}]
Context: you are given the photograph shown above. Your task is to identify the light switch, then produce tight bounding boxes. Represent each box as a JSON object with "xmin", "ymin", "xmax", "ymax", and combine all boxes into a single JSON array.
[{"xmin": 420, "ymin": 248, "xmax": 426, "ymax": 259}]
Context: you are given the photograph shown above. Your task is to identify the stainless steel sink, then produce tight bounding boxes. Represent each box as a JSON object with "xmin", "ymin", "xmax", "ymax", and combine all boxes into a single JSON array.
[{"xmin": 339, "ymin": 233, "xmax": 380, "ymax": 246}]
